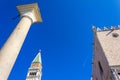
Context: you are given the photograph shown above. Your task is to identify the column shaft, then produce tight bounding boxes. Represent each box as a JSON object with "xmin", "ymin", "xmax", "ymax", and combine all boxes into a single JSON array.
[{"xmin": 0, "ymin": 17, "xmax": 32, "ymax": 79}]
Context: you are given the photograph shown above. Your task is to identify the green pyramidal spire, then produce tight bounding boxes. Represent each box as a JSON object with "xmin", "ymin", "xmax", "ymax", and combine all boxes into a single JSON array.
[{"xmin": 32, "ymin": 50, "xmax": 42, "ymax": 64}]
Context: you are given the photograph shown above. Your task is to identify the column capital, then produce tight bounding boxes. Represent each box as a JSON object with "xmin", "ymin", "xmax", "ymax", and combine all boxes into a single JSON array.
[{"xmin": 17, "ymin": 3, "xmax": 42, "ymax": 23}]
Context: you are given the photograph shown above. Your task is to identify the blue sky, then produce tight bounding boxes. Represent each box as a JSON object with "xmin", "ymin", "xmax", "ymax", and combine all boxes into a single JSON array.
[{"xmin": 0, "ymin": 0, "xmax": 120, "ymax": 80}]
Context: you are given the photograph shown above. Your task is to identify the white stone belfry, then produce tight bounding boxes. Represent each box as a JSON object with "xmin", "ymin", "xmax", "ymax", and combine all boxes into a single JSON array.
[
  {"xmin": 26, "ymin": 51, "xmax": 42, "ymax": 80},
  {"xmin": 0, "ymin": 3, "xmax": 42, "ymax": 80}
]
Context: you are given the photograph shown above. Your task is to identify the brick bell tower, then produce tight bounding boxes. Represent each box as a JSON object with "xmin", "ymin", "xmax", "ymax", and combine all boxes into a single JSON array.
[
  {"xmin": 26, "ymin": 50, "xmax": 42, "ymax": 80},
  {"xmin": 92, "ymin": 26, "xmax": 120, "ymax": 80}
]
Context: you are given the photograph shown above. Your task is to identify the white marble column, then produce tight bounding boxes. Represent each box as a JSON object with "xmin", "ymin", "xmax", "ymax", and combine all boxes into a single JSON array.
[{"xmin": 0, "ymin": 3, "xmax": 42, "ymax": 80}]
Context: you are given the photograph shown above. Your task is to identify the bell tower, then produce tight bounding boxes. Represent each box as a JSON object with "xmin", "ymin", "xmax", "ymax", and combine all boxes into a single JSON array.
[
  {"xmin": 26, "ymin": 51, "xmax": 42, "ymax": 80},
  {"xmin": 92, "ymin": 26, "xmax": 120, "ymax": 80}
]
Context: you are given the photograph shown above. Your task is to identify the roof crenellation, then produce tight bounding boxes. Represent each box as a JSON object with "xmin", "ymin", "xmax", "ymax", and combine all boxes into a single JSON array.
[{"xmin": 92, "ymin": 25, "xmax": 120, "ymax": 32}]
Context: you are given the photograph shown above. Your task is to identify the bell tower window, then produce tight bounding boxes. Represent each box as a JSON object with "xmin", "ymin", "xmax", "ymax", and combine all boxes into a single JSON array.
[{"xmin": 29, "ymin": 72, "xmax": 37, "ymax": 76}]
